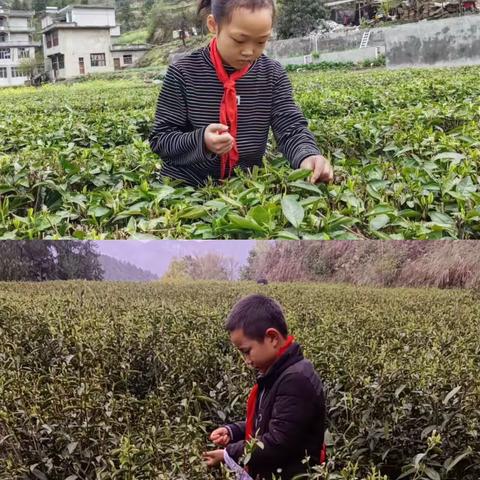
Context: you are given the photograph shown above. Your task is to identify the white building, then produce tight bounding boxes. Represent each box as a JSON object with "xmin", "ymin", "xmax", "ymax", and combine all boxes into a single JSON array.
[
  {"xmin": 111, "ymin": 44, "xmax": 151, "ymax": 69},
  {"xmin": 0, "ymin": 7, "xmax": 41, "ymax": 87},
  {"xmin": 42, "ymin": 5, "xmax": 150, "ymax": 81}
]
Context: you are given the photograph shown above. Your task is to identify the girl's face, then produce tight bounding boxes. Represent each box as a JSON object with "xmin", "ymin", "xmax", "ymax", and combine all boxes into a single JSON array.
[{"xmin": 207, "ymin": 6, "xmax": 273, "ymax": 70}]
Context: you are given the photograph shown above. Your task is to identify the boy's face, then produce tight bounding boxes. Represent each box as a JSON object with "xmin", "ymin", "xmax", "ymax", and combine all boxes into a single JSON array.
[
  {"xmin": 230, "ymin": 328, "xmax": 281, "ymax": 373},
  {"xmin": 207, "ymin": 7, "xmax": 273, "ymax": 70}
]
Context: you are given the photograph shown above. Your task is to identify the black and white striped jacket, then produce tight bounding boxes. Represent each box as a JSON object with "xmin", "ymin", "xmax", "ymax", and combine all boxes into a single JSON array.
[{"xmin": 149, "ymin": 45, "xmax": 321, "ymax": 187}]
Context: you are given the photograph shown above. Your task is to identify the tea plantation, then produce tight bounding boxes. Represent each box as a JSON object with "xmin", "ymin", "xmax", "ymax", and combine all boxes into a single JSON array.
[
  {"xmin": 0, "ymin": 67, "xmax": 479, "ymax": 240},
  {"xmin": 0, "ymin": 281, "xmax": 479, "ymax": 479}
]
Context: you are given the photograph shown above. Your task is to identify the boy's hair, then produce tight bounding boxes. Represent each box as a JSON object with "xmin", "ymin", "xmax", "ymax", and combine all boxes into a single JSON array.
[
  {"xmin": 225, "ymin": 294, "xmax": 288, "ymax": 341},
  {"xmin": 198, "ymin": 0, "xmax": 276, "ymax": 26}
]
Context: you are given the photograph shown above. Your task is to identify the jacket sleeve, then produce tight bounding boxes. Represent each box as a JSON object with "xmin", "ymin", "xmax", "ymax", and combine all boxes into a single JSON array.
[
  {"xmin": 225, "ymin": 420, "xmax": 247, "ymax": 461},
  {"xmin": 149, "ymin": 64, "xmax": 217, "ymax": 167},
  {"xmin": 270, "ymin": 64, "xmax": 322, "ymax": 170},
  {"xmin": 245, "ymin": 374, "xmax": 320, "ymax": 470},
  {"xmin": 225, "ymin": 421, "xmax": 246, "ymax": 443}
]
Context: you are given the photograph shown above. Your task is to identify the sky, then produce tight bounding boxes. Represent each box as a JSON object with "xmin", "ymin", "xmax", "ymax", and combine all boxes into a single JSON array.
[{"xmin": 95, "ymin": 240, "xmax": 261, "ymax": 276}]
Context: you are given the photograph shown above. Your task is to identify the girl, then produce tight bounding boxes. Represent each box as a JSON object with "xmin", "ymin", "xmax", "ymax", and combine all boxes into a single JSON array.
[{"xmin": 149, "ymin": 0, "xmax": 333, "ymax": 187}]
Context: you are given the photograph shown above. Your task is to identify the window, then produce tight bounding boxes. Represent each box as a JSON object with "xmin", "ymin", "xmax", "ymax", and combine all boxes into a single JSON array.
[
  {"xmin": 0, "ymin": 17, "xmax": 5, "ymax": 27},
  {"xmin": 18, "ymin": 48, "xmax": 30, "ymax": 59},
  {"xmin": 0, "ymin": 33, "xmax": 7, "ymax": 43},
  {"xmin": 123, "ymin": 54, "xmax": 133, "ymax": 65},
  {"xmin": 0, "ymin": 67, "xmax": 7, "ymax": 78},
  {"xmin": 11, "ymin": 67, "xmax": 25, "ymax": 78},
  {"xmin": 45, "ymin": 31, "xmax": 59, "ymax": 49},
  {"xmin": 90, "ymin": 53, "xmax": 106, "ymax": 67},
  {"xmin": 0, "ymin": 48, "xmax": 11, "ymax": 60},
  {"xmin": 51, "ymin": 54, "xmax": 65, "ymax": 71}
]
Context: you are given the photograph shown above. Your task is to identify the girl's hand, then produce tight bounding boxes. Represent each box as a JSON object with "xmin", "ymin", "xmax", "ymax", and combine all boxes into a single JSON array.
[
  {"xmin": 300, "ymin": 155, "xmax": 334, "ymax": 184},
  {"xmin": 210, "ymin": 427, "xmax": 231, "ymax": 446},
  {"xmin": 205, "ymin": 123, "xmax": 234, "ymax": 156},
  {"xmin": 203, "ymin": 449, "xmax": 225, "ymax": 467}
]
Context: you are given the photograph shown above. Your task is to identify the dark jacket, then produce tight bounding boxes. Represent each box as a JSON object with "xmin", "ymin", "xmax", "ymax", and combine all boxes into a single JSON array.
[{"xmin": 225, "ymin": 343, "xmax": 326, "ymax": 480}]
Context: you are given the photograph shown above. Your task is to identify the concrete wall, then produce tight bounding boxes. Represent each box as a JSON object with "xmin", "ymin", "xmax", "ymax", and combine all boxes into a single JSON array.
[
  {"xmin": 265, "ymin": 37, "xmax": 312, "ymax": 58},
  {"xmin": 8, "ymin": 17, "xmax": 29, "ymax": 28},
  {"xmin": 71, "ymin": 8, "xmax": 116, "ymax": 28},
  {"xmin": 265, "ymin": 28, "xmax": 386, "ymax": 58},
  {"xmin": 112, "ymin": 49, "xmax": 147, "ymax": 68},
  {"xmin": 277, "ymin": 46, "xmax": 384, "ymax": 66},
  {"xmin": 386, "ymin": 15, "xmax": 480, "ymax": 68},
  {"xmin": 10, "ymin": 33, "xmax": 30, "ymax": 43},
  {"xmin": 63, "ymin": 29, "xmax": 114, "ymax": 78},
  {"xmin": 44, "ymin": 28, "xmax": 114, "ymax": 79}
]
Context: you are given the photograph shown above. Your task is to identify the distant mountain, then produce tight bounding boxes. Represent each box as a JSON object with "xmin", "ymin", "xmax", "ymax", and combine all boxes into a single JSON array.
[{"xmin": 99, "ymin": 254, "xmax": 158, "ymax": 281}]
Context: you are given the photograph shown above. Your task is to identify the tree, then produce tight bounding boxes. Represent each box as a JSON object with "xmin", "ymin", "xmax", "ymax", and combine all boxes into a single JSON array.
[
  {"xmin": 161, "ymin": 257, "xmax": 192, "ymax": 282},
  {"xmin": 32, "ymin": 0, "xmax": 48, "ymax": 14},
  {"xmin": 17, "ymin": 57, "xmax": 39, "ymax": 83},
  {"xmin": 54, "ymin": 241, "xmax": 104, "ymax": 280},
  {"xmin": 0, "ymin": 241, "xmax": 103, "ymax": 282},
  {"xmin": 276, "ymin": 0, "xmax": 326, "ymax": 39},
  {"xmin": 162, "ymin": 254, "xmax": 238, "ymax": 282},
  {"xmin": 11, "ymin": 0, "xmax": 24, "ymax": 9}
]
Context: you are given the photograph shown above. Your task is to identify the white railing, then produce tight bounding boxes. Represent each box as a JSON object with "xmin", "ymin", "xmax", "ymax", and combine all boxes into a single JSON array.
[
  {"xmin": 0, "ymin": 41, "xmax": 40, "ymax": 47},
  {"xmin": 8, "ymin": 26, "xmax": 35, "ymax": 32}
]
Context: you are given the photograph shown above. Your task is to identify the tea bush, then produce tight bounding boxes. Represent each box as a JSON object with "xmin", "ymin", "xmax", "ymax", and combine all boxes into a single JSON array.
[
  {"xmin": 1, "ymin": 281, "xmax": 479, "ymax": 479},
  {"xmin": 0, "ymin": 67, "xmax": 479, "ymax": 240}
]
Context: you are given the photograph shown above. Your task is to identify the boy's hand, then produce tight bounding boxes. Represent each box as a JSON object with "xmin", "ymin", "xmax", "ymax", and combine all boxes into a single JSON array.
[
  {"xmin": 210, "ymin": 427, "xmax": 231, "ymax": 446},
  {"xmin": 205, "ymin": 124, "xmax": 234, "ymax": 156},
  {"xmin": 203, "ymin": 449, "xmax": 225, "ymax": 467},
  {"xmin": 300, "ymin": 155, "xmax": 334, "ymax": 184}
]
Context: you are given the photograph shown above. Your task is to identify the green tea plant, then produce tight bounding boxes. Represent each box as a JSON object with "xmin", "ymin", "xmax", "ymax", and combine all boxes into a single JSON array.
[
  {"xmin": 0, "ymin": 67, "xmax": 479, "ymax": 239},
  {"xmin": 0, "ymin": 281, "xmax": 479, "ymax": 479}
]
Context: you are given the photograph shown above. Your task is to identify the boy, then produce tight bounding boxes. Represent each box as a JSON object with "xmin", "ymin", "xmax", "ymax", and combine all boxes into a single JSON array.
[{"xmin": 203, "ymin": 294, "xmax": 326, "ymax": 480}]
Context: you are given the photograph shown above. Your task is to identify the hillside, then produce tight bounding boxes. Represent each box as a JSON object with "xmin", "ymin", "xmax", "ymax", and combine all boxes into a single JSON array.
[
  {"xmin": 99, "ymin": 254, "xmax": 158, "ymax": 281},
  {"xmin": 0, "ymin": 0, "xmax": 196, "ymax": 35}
]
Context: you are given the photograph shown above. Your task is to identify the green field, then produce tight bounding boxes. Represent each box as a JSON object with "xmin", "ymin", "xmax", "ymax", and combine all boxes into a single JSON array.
[
  {"xmin": 0, "ymin": 67, "xmax": 479, "ymax": 240},
  {"xmin": 0, "ymin": 281, "xmax": 479, "ymax": 479}
]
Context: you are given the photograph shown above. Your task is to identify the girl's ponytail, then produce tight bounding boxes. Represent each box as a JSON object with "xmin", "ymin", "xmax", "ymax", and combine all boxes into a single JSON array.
[
  {"xmin": 198, "ymin": 0, "xmax": 275, "ymax": 24},
  {"xmin": 197, "ymin": 0, "xmax": 212, "ymax": 16}
]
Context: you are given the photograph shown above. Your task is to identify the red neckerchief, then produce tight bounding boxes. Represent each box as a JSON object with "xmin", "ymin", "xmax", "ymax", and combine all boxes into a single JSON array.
[{"xmin": 209, "ymin": 37, "xmax": 250, "ymax": 179}]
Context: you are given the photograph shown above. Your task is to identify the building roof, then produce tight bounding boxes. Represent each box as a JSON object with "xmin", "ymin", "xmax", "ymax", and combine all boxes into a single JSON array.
[
  {"xmin": 0, "ymin": 40, "xmax": 41, "ymax": 47},
  {"xmin": 111, "ymin": 44, "xmax": 152, "ymax": 52},
  {"xmin": 40, "ymin": 4, "xmax": 115, "ymax": 19},
  {"xmin": 59, "ymin": 5, "xmax": 115, "ymax": 12},
  {"xmin": 42, "ymin": 23, "xmax": 116, "ymax": 34},
  {"xmin": 0, "ymin": 9, "xmax": 35, "ymax": 17}
]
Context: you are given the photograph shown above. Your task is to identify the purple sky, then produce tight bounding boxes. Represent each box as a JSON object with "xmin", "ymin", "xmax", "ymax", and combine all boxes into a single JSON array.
[{"xmin": 95, "ymin": 240, "xmax": 261, "ymax": 276}]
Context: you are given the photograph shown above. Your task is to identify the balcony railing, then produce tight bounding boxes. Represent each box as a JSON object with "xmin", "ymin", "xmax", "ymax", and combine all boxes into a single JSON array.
[
  {"xmin": 0, "ymin": 25, "xmax": 34, "ymax": 33},
  {"xmin": 0, "ymin": 41, "xmax": 41, "ymax": 47},
  {"xmin": 9, "ymin": 26, "xmax": 35, "ymax": 33}
]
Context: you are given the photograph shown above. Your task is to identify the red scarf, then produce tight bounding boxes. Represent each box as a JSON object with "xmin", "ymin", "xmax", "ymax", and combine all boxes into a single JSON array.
[
  {"xmin": 209, "ymin": 38, "xmax": 251, "ymax": 179},
  {"xmin": 244, "ymin": 335, "xmax": 328, "ymax": 465}
]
